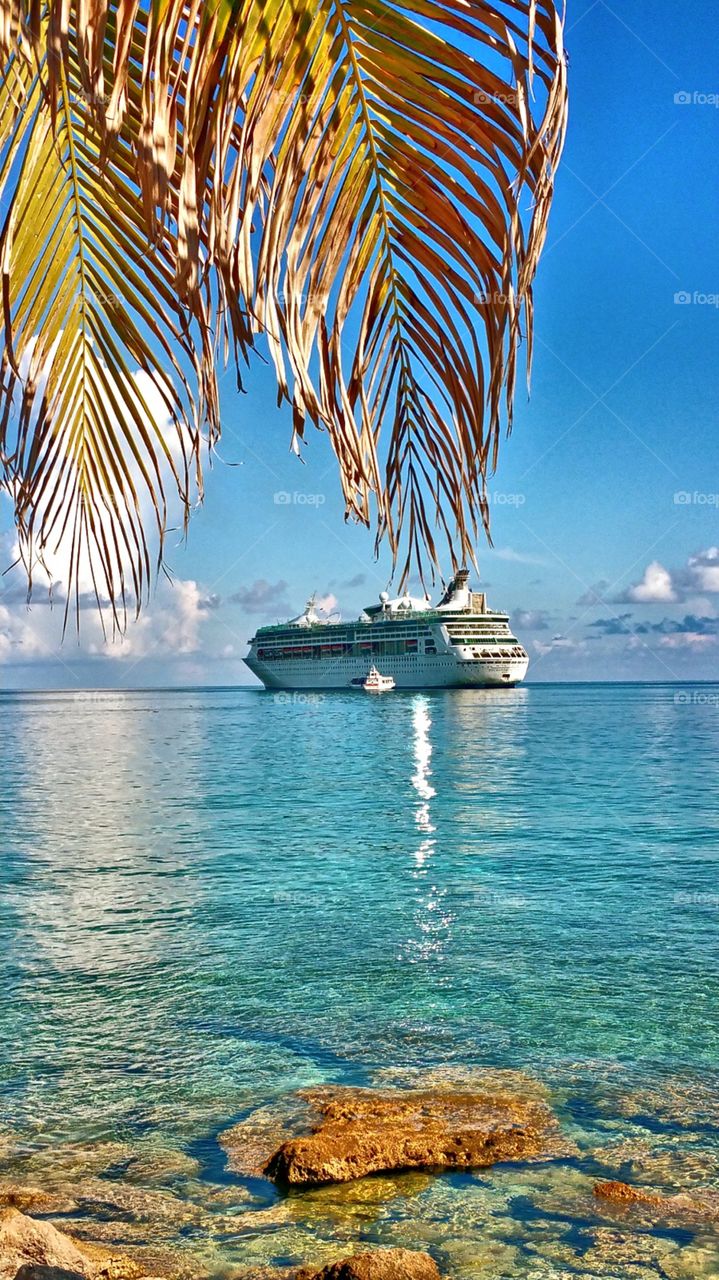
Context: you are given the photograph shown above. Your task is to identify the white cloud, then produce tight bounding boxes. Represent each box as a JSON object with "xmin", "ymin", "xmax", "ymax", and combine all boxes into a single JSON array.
[
  {"xmin": 615, "ymin": 548, "xmax": 719, "ymax": 607},
  {"xmin": 492, "ymin": 547, "xmax": 549, "ymax": 567},
  {"xmin": 0, "ymin": 532, "xmax": 224, "ymax": 669},
  {"xmin": 658, "ymin": 632, "xmax": 717, "ymax": 651},
  {"xmin": 0, "ymin": 603, "xmax": 45, "ymax": 663},
  {"xmin": 685, "ymin": 547, "xmax": 719, "ymax": 594},
  {"xmin": 512, "ymin": 608, "xmax": 551, "ymax": 631},
  {"xmin": 619, "ymin": 560, "xmax": 677, "ymax": 603},
  {"xmin": 533, "ymin": 633, "xmax": 587, "ymax": 658},
  {"xmin": 87, "ymin": 578, "xmax": 212, "ymax": 661}
]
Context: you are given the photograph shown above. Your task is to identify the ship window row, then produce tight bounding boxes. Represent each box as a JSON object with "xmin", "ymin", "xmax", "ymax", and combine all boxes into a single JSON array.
[
  {"xmin": 472, "ymin": 647, "xmax": 524, "ymax": 659},
  {"xmin": 257, "ymin": 638, "xmax": 433, "ymax": 660},
  {"xmin": 452, "ymin": 637, "xmax": 517, "ymax": 646},
  {"xmin": 447, "ymin": 627, "xmax": 507, "ymax": 637},
  {"xmin": 265, "ymin": 626, "xmax": 433, "ymax": 643}
]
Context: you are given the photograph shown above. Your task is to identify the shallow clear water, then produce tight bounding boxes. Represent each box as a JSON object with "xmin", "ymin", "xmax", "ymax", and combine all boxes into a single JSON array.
[{"xmin": 1, "ymin": 684, "xmax": 718, "ymax": 1277}]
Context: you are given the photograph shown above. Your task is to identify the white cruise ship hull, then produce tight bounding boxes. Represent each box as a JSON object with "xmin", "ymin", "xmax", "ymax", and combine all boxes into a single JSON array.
[
  {"xmin": 244, "ymin": 652, "xmax": 529, "ymax": 690},
  {"xmin": 244, "ymin": 572, "xmax": 529, "ymax": 691}
]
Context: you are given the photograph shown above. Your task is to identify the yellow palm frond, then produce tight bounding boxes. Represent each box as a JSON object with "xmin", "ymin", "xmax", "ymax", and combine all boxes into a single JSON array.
[
  {"xmin": 1, "ymin": 0, "xmax": 567, "ymax": 613},
  {"xmin": 0, "ymin": 14, "xmax": 229, "ymax": 626}
]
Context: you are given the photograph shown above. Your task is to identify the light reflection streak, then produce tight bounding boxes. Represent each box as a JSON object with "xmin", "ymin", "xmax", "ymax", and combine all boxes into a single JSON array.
[
  {"xmin": 411, "ymin": 696, "xmax": 436, "ymax": 865},
  {"xmin": 403, "ymin": 696, "xmax": 454, "ymax": 961}
]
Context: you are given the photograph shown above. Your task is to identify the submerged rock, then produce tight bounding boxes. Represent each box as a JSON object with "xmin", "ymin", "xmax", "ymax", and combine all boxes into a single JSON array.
[
  {"xmin": 599, "ymin": 1073, "xmax": 719, "ymax": 1132},
  {"xmin": 594, "ymin": 1179, "xmax": 719, "ymax": 1223},
  {"xmin": 591, "ymin": 1137, "xmax": 719, "ymax": 1191},
  {"xmin": 262, "ymin": 1084, "xmax": 570, "ymax": 1187},
  {"xmin": 0, "ymin": 1207, "xmax": 142, "ymax": 1280},
  {"xmin": 0, "ymin": 1133, "xmax": 24, "ymax": 1165},
  {"xmin": 221, "ymin": 1096, "xmax": 317, "ymax": 1176},
  {"xmin": 369, "ymin": 1066, "xmax": 548, "ymax": 1102},
  {"xmin": 2, "ymin": 1138, "xmax": 201, "ymax": 1192},
  {"xmin": 296, "ymin": 1249, "xmax": 440, "ymax": 1280},
  {"xmin": 120, "ymin": 1148, "xmax": 201, "ymax": 1186},
  {"xmin": 0, "ymin": 1183, "xmax": 78, "ymax": 1215},
  {"xmin": 580, "ymin": 1225, "xmax": 681, "ymax": 1277},
  {"xmin": 594, "ymin": 1180, "xmax": 667, "ymax": 1207},
  {"xmin": 63, "ymin": 1177, "xmax": 205, "ymax": 1228}
]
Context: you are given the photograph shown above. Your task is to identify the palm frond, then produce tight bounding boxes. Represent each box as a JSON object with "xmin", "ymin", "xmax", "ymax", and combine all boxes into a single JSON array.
[
  {"xmin": 232, "ymin": 0, "xmax": 567, "ymax": 584},
  {"xmin": 0, "ymin": 12, "xmax": 228, "ymax": 626},
  {"xmin": 1, "ymin": 0, "xmax": 567, "ymax": 612}
]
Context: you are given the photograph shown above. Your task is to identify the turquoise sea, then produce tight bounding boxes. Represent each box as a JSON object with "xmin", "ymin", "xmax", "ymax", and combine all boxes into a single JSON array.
[{"xmin": 1, "ymin": 683, "xmax": 719, "ymax": 1277}]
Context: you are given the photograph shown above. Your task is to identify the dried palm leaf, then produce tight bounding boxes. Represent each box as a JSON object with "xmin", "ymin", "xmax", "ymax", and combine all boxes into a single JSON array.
[
  {"xmin": 0, "ymin": 11, "xmax": 228, "ymax": 627},
  {"xmin": 0, "ymin": 0, "xmax": 567, "ymax": 615}
]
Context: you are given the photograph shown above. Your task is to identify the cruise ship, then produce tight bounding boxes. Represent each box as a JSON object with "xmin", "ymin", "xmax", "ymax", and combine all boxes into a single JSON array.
[{"xmin": 244, "ymin": 570, "xmax": 529, "ymax": 690}]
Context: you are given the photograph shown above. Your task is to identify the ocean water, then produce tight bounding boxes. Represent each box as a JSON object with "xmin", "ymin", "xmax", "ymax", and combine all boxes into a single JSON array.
[{"xmin": 1, "ymin": 683, "xmax": 718, "ymax": 1278}]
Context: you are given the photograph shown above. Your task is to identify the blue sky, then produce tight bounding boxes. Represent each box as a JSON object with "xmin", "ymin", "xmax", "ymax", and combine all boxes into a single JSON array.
[{"xmin": 2, "ymin": 0, "xmax": 719, "ymax": 688}]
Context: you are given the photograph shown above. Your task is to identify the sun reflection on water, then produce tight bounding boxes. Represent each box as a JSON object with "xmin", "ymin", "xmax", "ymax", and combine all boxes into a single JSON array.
[
  {"xmin": 404, "ymin": 696, "xmax": 455, "ymax": 962},
  {"xmin": 411, "ymin": 695, "xmax": 437, "ymax": 866}
]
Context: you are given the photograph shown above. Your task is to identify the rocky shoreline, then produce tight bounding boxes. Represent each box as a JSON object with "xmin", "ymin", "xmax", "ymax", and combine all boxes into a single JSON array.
[
  {"xmin": 2, "ymin": 1070, "xmax": 718, "ymax": 1280},
  {"xmin": 0, "ymin": 1209, "xmax": 440, "ymax": 1280}
]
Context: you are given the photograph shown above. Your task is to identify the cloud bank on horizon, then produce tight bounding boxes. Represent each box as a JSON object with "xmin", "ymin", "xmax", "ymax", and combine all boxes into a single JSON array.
[{"xmin": 2, "ymin": 537, "xmax": 719, "ymax": 687}]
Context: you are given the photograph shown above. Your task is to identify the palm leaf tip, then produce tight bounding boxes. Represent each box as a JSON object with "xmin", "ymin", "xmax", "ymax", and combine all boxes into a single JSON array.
[{"xmin": 0, "ymin": 0, "xmax": 567, "ymax": 619}]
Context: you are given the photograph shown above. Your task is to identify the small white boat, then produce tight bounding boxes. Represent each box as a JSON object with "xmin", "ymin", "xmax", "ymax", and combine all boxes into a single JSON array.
[{"xmin": 361, "ymin": 665, "xmax": 395, "ymax": 692}]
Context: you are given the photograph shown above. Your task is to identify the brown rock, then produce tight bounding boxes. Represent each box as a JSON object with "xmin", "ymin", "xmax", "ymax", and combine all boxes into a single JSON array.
[
  {"xmin": 0, "ymin": 1183, "xmax": 77, "ymax": 1215},
  {"xmin": 594, "ymin": 1180, "xmax": 665, "ymax": 1207},
  {"xmin": 594, "ymin": 1179, "xmax": 719, "ymax": 1222},
  {"xmin": 0, "ymin": 1208, "xmax": 142, "ymax": 1280},
  {"xmin": 263, "ymin": 1085, "xmax": 567, "ymax": 1187},
  {"xmin": 296, "ymin": 1249, "xmax": 440, "ymax": 1280},
  {"xmin": 13, "ymin": 1270, "xmax": 83, "ymax": 1280},
  {"xmin": 0, "ymin": 1209, "xmax": 89, "ymax": 1279}
]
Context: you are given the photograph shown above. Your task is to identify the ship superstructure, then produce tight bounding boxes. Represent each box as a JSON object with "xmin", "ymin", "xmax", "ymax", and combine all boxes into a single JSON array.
[{"xmin": 244, "ymin": 570, "xmax": 529, "ymax": 690}]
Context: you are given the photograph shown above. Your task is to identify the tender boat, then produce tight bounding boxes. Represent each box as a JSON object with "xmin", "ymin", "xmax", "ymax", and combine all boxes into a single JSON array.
[{"xmin": 360, "ymin": 665, "xmax": 395, "ymax": 692}]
